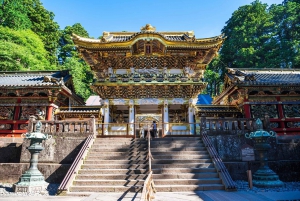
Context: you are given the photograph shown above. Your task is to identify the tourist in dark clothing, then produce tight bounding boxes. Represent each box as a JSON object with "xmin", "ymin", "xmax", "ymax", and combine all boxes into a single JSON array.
[{"xmin": 152, "ymin": 121, "xmax": 157, "ymax": 138}]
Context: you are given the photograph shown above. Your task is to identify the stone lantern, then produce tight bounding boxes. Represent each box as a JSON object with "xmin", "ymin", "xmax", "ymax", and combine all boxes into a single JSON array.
[
  {"xmin": 245, "ymin": 118, "xmax": 283, "ymax": 188},
  {"xmin": 13, "ymin": 117, "xmax": 52, "ymax": 193}
]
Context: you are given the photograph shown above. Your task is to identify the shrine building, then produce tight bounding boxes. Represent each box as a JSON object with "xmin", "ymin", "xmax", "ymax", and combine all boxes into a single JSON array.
[
  {"xmin": 72, "ymin": 24, "xmax": 225, "ymax": 136},
  {"xmin": 213, "ymin": 68, "xmax": 300, "ymax": 136},
  {"xmin": 0, "ymin": 70, "xmax": 84, "ymax": 137}
]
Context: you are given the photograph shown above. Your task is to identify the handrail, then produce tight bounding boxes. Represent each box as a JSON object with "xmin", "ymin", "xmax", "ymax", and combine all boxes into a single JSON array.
[
  {"xmin": 140, "ymin": 171, "xmax": 156, "ymax": 201},
  {"xmin": 140, "ymin": 126, "xmax": 156, "ymax": 201},
  {"xmin": 56, "ymin": 134, "xmax": 95, "ymax": 195},
  {"xmin": 200, "ymin": 115, "xmax": 237, "ymax": 191}
]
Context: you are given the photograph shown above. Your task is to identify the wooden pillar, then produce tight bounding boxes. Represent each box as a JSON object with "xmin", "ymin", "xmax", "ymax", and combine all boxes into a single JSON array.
[
  {"xmin": 276, "ymin": 97, "xmax": 285, "ymax": 132},
  {"xmin": 13, "ymin": 98, "xmax": 22, "ymax": 130},
  {"xmin": 47, "ymin": 105, "xmax": 53, "ymax": 120},
  {"xmin": 163, "ymin": 99, "xmax": 169, "ymax": 135},
  {"xmin": 128, "ymin": 99, "xmax": 134, "ymax": 136},
  {"xmin": 244, "ymin": 98, "xmax": 251, "ymax": 118}
]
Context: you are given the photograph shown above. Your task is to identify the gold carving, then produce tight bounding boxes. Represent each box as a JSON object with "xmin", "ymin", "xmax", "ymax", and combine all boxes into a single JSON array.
[{"xmin": 141, "ymin": 24, "xmax": 156, "ymax": 32}]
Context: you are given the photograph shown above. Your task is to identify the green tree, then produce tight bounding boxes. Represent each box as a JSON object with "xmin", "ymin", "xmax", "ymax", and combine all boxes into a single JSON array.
[
  {"xmin": 0, "ymin": 0, "xmax": 32, "ymax": 29},
  {"xmin": 25, "ymin": 0, "xmax": 60, "ymax": 65},
  {"xmin": 62, "ymin": 57, "xmax": 93, "ymax": 100},
  {"xmin": 59, "ymin": 23, "xmax": 93, "ymax": 100},
  {"xmin": 270, "ymin": 0, "xmax": 300, "ymax": 68},
  {"xmin": 58, "ymin": 23, "xmax": 89, "ymax": 63},
  {"xmin": 0, "ymin": 26, "xmax": 54, "ymax": 70},
  {"xmin": 0, "ymin": 0, "xmax": 60, "ymax": 65},
  {"xmin": 204, "ymin": 56, "xmax": 224, "ymax": 96},
  {"xmin": 220, "ymin": 0, "xmax": 277, "ymax": 69}
]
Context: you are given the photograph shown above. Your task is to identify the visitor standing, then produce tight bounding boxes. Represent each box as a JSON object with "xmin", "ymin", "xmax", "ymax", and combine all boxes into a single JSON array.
[{"xmin": 152, "ymin": 121, "xmax": 157, "ymax": 138}]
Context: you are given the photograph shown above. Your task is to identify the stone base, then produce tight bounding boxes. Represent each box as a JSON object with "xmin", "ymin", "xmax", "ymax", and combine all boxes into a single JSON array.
[
  {"xmin": 13, "ymin": 182, "xmax": 48, "ymax": 193},
  {"xmin": 253, "ymin": 167, "xmax": 284, "ymax": 188}
]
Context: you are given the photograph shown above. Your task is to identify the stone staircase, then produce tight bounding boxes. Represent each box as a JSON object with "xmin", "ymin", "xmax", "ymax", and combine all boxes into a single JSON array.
[
  {"xmin": 68, "ymin": 138, "xmax": 148, "ymax": 195},
  {"xmin": 67, "ymin": 136, "xmax": 225, "ymax": 196},
  {"xmin": 150, "ymin": 137, "xmax": 225, "ymax": 192}
]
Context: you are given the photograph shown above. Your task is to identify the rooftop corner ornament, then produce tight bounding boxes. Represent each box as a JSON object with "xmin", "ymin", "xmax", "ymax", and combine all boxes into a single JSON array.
[
  {"xmin": 245, "ymin": 118, "xmax": 283, "ymax": 188},
  {"xmin": 13, "ymin": 115, "xmax": 52, "ymax": 193}
]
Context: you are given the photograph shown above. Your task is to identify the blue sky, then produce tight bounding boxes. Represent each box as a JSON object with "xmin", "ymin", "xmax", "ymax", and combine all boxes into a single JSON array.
[{"xmin": 41, "ymin": 0, "xmax": 283, "ymax": 38}]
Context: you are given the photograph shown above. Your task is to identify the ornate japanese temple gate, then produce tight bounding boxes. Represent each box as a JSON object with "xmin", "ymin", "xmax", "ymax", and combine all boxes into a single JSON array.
[{"xmin": 72, "ymin": 24, "xmax": 225, "ymax": 136}]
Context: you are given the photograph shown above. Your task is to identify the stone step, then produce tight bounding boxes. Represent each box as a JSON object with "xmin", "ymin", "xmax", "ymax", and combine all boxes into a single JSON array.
[
  {"xmin": 150, "ymin": 144, "xmax": 204, "ymax": 148},
  {"xmin": 86, "ymin": 155, "xmax": 148, "ymax": 160},
  {"xmin": 84, "ymin": 160, "xmax": 148, "ymax": 164},
  {"xmin": 65, "ymin": 192, "xmax": 142, "ymax": 200},
  {"xmin": 69, "ymin": 185, "xmax": 143, "ymax": 193},
  {"xmin": 151, "ymin": 150, "xmax": 209, "ymax": 155},
  {"xmin": 80, "ymin": 163, "xmax": 213, "ymax": 169},
  {"xmin": 153, "ymin": 155, "xmax": 210, "ymax": 159},
  {"xmin": 78, "ymin": 168, "xmax": 217, "ymax": 175},
  {"xmin": 89, "ymin": 148, "xmax": 147, "ymax": 152},
  {"xmin": 154, "ymin": 184, "xmax": 225, "ymax": 192},
  {"xmin": 73, "ymin": 180, "xmax": 145, "ymax": 186},
  {"xmin": 88, "ymin": 150, "xmax": 208, "ymax": 156},
  {"xmin": 81, "ymin": 164, "xmax": 149, "ymax": 169},
  {"xmin": 86, "ymin": 154, "xmax": 211, "ymax": 160},
  {"xmin": 150, "ymin": 147, "xmax": 207, "ymax": 151},
  {"xmin": 94, "ymin": 139, "xmax": 148, "ymax": 145},
  {"xmin": 150, "ymin": 139, "xmax": 203, "ymax": 142},
  {"xmin": 92, "ymin": 141, "xmax": 147, "ymax": 146},
  {"xmin": 152, "ymin": 137, "xmax": 202, "ymax": 141},
  {"xmin": 94, "ymin": 138, "xmax": 136, "ymax": 142},
  {"xmin": 76, "ymin": 173, "xmax": 219, "ymax": 180},
  {"xmin": 153, "ymin": 178, "xmax": 222, "ymax": 185},
  {"xmin": 152, "ymin": 168, "xmax": 217, "ymax": 174},
  {"xmin": 83, "ymin": 159, "xmax": 211, "ymax": 165},
  {"xmin": 88, "ymin": 151, "xmax": 147, "ymax": 156},
  {"xmin": 91, "ymin": 144, "xmax": 147, "ymax": 149},
  {"xmin": 78, "ymin": 169, "xmax": 149, "ymax": 175},
  {"xmin": 150, "ymin": 141, "xmax": 204, "ymax": 146},
  {"xmin": 76, "ymin": 174, "xmax": 148, "ymax": 180},
  {"xmin": 153, "ymin": 173, "xmax": 219, "ymax": 179}
]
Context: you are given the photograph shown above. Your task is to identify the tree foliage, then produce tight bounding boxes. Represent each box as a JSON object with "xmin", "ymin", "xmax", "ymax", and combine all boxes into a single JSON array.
[
  {"xmin": 58, "ymin": 23, "xmax": 89, "ymax": 63},
  {"xmin": 25, "ymin": 0, "xmax": 60, "ymax": 65},
  {"xmin": 0, "ymin": 0, "xmax": 32, "ymax": 29},
  {"xmin": 0, "ymin": 0, "xmax": 60, "ymax": 65},
  {"xmin": 59, "ymin": 23, "xmax": 93, "ymax": 100},
  {"xmin": 0, "ymin": 26, "xmax": 53, "ymax": 70},
  {"xmin": 206, "ymin": 0, "xmax": 300, "ymax": 96}
]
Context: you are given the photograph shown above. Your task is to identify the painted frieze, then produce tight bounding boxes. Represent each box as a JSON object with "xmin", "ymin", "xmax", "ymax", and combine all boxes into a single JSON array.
[{"xmin": 250, "ymin": 105, "xmax": 278, "ymax": 119}]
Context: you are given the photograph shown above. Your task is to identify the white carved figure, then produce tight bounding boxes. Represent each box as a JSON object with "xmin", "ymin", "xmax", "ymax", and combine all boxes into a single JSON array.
[
  {"xmin": 108, "ymin": 67, "xmax": 113, "ymax": 76},
  {"xmin": 137, "ymin": 67, "xmax": 160, "ymax": 75},
  {"xmin": 130, "ymin": 66, "xmax": 135, "ymax": 75},
  {"xmin": 184, "ymin": 66, "xmax": 195, "ymax": 78},
  {"xmin": 129, "ymin": 99, "xmax": 134, "ymax": 106},
  {"xmin": 113, "ymin": 99, "xmax": 126, "ymax": 105},
  {"xmin": 163, "ymin": 67, "xmax": 168, "ymax": 76}
]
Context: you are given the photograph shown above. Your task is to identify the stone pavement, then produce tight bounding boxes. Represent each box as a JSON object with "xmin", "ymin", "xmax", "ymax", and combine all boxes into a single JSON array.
[{"xmin": 0, "ymin": 190, "xmax": 300, "ymax": 201}]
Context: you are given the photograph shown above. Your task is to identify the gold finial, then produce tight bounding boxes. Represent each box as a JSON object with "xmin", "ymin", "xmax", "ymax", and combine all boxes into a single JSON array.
[{"xmin": 141, "ymin": 24, "xmax": 156, "ymax": 32}]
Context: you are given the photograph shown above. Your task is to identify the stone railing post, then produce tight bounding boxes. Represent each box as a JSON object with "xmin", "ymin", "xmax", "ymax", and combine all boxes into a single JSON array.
[
  {"xmin": 263, "ymin": 113, "xmax": 270, "ymax": 130},
  {"xmin": 200, "ymin": 114, "xmax": 206, "ymax": 135}
]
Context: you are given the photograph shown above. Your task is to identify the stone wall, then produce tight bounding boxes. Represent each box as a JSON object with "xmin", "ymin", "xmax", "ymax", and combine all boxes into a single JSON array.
[
  {"xmin": 0, "ymin": 138, "xmax": 23, "ymax": 163},
  {"xmin": 0, "ymin": 163, "xmax": 70, "ymax": 183},
  {"xmin": 20, "ymin": 133, "xmax": 89, "ymax": 163},
  {"xmin": 0, "ymin": 133, "xmax": 89, "ymax": 183},
  {"xmin": 209, "ymin": 134, "xmax": 300, "ymax": 181}
]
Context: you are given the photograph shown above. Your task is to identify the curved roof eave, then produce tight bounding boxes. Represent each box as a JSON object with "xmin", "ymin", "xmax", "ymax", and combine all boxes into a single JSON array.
[{"xmin": 72, "ymin": 32, "xmax": 225, "ymax": 49}]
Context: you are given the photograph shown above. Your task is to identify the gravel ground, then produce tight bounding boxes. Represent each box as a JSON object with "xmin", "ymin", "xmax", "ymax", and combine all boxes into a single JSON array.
[{"xmin": 0, "ymin": 181, "xmax": 299, "ymax": 197}]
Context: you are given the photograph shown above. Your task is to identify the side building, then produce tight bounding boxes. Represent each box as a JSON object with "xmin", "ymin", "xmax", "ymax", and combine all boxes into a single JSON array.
[
  {"xmin": 213, "ymin": 68, "xmax": 300, "ymax": 137},
  {"xmin": 0, "ymin": 70, "xmax": 84, "ymax": 137}
]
